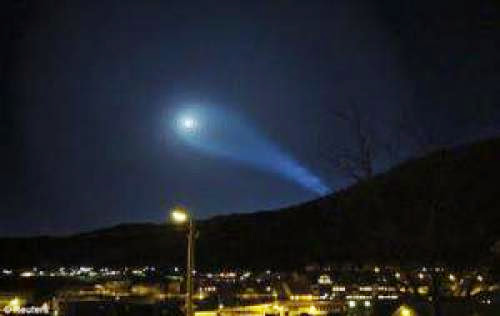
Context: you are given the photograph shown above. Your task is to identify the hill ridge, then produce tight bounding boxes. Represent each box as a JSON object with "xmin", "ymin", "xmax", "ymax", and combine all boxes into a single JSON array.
[{"xmin": 1, "ymin": 138, "xmax": 499, "ymax": 268}]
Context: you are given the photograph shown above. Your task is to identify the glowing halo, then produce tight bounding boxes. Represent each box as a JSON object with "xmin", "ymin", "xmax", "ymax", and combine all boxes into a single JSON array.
[{"xmin": 171, "ymin": 106, "xmax": 330, "ymax": 195}]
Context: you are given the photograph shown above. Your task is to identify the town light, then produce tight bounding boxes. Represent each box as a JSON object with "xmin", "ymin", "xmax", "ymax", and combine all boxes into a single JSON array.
[
  {"xmin": 9, "ymin": 297, "xmax": 21, "ymax": 312},
  {"xmin": 398, "ymin": 305, "xmax": 413, "ymax": 316}
]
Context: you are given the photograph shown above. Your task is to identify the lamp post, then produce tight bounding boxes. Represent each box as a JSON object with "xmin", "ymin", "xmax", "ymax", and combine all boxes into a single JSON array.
[{"xmin": 170, "ymin": 207, "xmax": 195, "ymax": 316}]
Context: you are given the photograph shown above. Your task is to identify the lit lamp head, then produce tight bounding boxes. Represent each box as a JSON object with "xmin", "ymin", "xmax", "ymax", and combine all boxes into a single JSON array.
[{"xmin": 170, "ymin": 207, "xmax": 189, "ymax": 224}]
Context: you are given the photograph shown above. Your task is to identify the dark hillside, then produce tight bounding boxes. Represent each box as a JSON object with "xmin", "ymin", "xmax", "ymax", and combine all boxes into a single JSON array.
[{"xmin": 1, "ymin": 139, "xmax": 499, "ymax": 269}]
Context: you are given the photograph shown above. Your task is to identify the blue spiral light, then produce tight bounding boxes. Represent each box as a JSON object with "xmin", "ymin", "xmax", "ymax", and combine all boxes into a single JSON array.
[{"xmin": 174, "ymin": 106, "xmax": 330, "ymax": 195}]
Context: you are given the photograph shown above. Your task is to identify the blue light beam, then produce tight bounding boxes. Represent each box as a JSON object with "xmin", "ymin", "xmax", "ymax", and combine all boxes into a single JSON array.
[{"xmin": 173, "ymin": 106, "xmax": 330, "ymax": 195}]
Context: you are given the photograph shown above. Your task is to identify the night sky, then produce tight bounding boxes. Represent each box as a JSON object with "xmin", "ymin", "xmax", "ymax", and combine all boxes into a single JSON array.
[{"xmin": 2, "ymin": 1, "xmax": 500, "ymax": 236}]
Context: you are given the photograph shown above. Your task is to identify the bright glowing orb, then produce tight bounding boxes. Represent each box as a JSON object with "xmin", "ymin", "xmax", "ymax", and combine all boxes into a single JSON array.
[
  {"xmin": 183, "ymin": 118, "xmax": 195, "ymax": 129},
  {"xmin": 178, "ymin": 116, "xmax": 197, "ymax": 132}
]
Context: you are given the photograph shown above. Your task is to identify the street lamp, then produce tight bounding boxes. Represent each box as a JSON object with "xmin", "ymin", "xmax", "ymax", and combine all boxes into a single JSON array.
[{"xmin": 170, "ymin": 207, "xmax": 196, "ymax": 316}]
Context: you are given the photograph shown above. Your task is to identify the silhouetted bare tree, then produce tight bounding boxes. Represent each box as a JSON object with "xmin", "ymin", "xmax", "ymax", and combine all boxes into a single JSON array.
[{"xmin": 323, "ymin": 102, "xmax": 377, "ymax": 182}]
